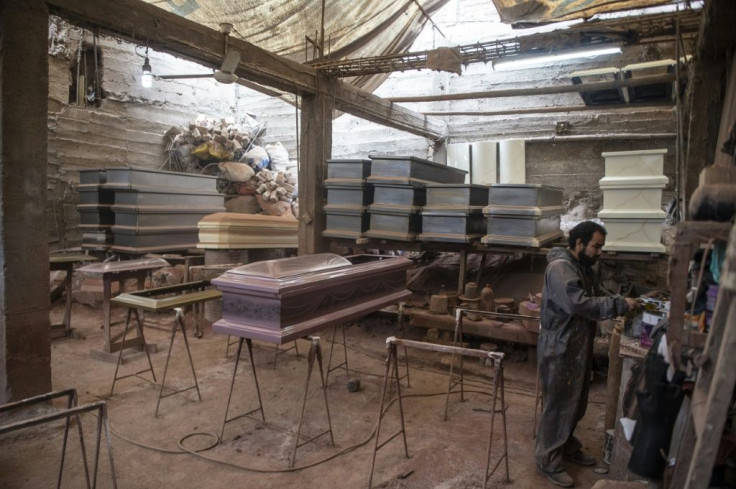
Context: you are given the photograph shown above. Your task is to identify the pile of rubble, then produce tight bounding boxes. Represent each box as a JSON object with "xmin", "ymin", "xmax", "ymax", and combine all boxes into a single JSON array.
[{"xmin": 164, "ymin": 115, "xmax": 298, "ymax": 218}]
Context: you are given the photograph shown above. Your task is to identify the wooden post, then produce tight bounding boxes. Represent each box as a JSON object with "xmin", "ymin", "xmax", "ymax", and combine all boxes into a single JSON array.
[
  {"xmin": 298, "ymin": 73, "xmax": 333, "ymax": 255},
  {"xmin": 604, "ymin": 318, "xmax": 625, "ymax": 431},
  {"xmin": 0, "ymin": 0, "xmax": 52, "ymax": 403}
]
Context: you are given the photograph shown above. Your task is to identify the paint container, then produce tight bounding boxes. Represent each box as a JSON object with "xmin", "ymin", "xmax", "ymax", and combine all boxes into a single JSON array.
[{"xmin": 603, "ymin": 429, "xmax": 615, "ymax": 465}]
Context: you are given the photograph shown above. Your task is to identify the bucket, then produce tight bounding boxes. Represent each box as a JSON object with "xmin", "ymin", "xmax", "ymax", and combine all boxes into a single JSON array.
[{"xmin": 603, "ymin": 429, "xmax": 615, "ymax": 465}]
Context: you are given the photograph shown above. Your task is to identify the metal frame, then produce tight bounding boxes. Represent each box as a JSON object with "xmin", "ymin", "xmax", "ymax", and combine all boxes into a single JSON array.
[
  {"xmin": 155, "ymin": 307, "xmax": 202, "ymax": 417},
  {"xmin": 0, "ymin": 389, "xmax": 117, "ymax": 489},
  {"xmin": 220, "ymin": 335, "xmax": 335, "ymax": 468},
  {"xmin": 110, "ymin": 307, "xmax": 157, "ymax": 396},
  {"xmin": 368, "ymin": 335, "xmax": 509, "ymax": 489}
]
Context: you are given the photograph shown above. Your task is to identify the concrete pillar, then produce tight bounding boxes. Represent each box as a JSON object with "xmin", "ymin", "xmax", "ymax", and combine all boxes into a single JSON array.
[{"xmin": 0, "ymin": 0, "xmax": 51, "ymax": 403}]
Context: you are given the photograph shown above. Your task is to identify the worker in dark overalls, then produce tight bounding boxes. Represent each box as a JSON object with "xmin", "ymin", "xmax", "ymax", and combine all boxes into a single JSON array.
[{"xmin": 535, "ymin": 221, "xmax": 638, "ymax": 487}]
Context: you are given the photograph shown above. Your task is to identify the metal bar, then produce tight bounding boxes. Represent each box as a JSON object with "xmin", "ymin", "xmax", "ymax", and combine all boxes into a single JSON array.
[
  {"xmin": 388, "ymin": 336, "xmax": 505, "ymax": 362},
  {"xmin": 388, "ymin": 73, "xmax": 679, "ymax": 103}
]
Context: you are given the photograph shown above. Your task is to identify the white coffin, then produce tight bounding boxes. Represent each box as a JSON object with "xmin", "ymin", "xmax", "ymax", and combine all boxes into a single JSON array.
[
  {"xmin": 598, "ymin": 210, "xmax": 666, "ymax": 253},
  {"xmin": 197, "ymin": 213, "xmax": 298, "ymax": 249},
  {"xmin": 599, "ymin": 176, "xmax": 668, "ymax": 212},
  {"xmin": 601, "ymin": 149, "xmax": 667, "ymax": 178}
]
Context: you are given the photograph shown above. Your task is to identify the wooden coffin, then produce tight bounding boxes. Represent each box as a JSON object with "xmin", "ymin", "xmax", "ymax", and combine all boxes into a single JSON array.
[
  {"xmin": 197, "ymin": 212, "xmax": 298, "ymax": 249},
  {"xmin": 212, "ymin": 253, "xmax": 412, "ymax": 343},
  {"xmin": 368, "ymin": 155, "xmax": 467, "ymax": 185}
]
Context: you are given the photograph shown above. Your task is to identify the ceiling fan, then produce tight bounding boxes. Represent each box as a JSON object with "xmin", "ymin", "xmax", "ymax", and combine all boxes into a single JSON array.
[{"xmin": 157, "ymin": 23, "xmax": 242, "ymax": 84}]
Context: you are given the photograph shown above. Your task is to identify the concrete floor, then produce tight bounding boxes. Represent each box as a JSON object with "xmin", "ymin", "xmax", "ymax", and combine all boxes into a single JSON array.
[{"xmin": 0, "ymin": 301, "xmax": 613, "ymax": 488}]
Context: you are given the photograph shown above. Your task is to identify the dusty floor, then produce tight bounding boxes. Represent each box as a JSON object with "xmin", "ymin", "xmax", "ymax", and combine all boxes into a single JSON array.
[{"xmin": 1, "ymin": 301, "xmax": 612, "ymax": 489}]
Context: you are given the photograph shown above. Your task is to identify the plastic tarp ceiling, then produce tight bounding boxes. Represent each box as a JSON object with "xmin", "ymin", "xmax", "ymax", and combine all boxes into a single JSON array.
[
  {"xmin": 145, "ymin": 0, "xmax": 449, "ymax": 91},
  {"xmin": 490, "ymin": 0, "xmax": 677, "ymax": 25}
]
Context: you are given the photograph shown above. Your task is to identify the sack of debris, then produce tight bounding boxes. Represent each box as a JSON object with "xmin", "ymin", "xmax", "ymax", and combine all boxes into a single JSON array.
[
  {"xmin": 242, "ymin": 145, "xmax": 270, "ymax": 171},
  {"xmin": 217, "ymin": 162, "xmax": 255, "ymax": 183},
  {"xmin": 265, "ymin": 142, "xmax": 290, "ymax": 172}
]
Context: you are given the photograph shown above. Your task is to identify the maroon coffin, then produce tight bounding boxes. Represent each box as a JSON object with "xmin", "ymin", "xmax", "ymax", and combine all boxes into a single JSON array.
[{"xmin": 211, "ymin": 253, "xmax": 412, "ymax": 344}]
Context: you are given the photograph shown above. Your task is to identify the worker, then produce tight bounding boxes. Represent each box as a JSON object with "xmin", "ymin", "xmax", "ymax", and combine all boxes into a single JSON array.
[{"xmin": 535, "ymin": 221, "xmax": 638, "ymax": 487}]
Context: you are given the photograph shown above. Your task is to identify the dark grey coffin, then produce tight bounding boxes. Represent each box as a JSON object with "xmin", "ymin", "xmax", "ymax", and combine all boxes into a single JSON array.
[
  {"xmin": 487, "ymin": 184, "xmax": 564, "ymax": 211},
  {"xmin": 425, "ymin": 184, "xmax": 489, "ymax": 210},
  {"xmin": 370, "ymin": 184, "xmax": 426, "ymax": 212},
  {"xmin": 77, "ymin": 185, "xmax": 115, "ymax": 205},
  {"xmin": 79, "ymin": 169, "xmax": 107, "ymax": 185},
  {"xmin": 323, "ymin": 207, "xmax": 370, "ymax": 240},
  {"xmin": 112, "ymin": 187, "xmax": 224, "ymax": 208},
  {"xmin": 325, "ymin": 159, "xmax": 372, "ymax": 183},
  {"xmin": 368, "ymin": 155, "xmax": 466, "ymax": 185},
  {"xmin": 105, "ymin": 167, "xmax": 219, "ymax": 191},
  {"xmin": 325, "ymin": 183, "xmax": 373, "ymax": 207},
  {"xmin": 366, "ymin": 210, "xmax": 422, "ymax": 241},
  {"xmin": 418, "ymin": 210, "xmax": 486, "ymax": 243},
  {"xmin": 77, "ymin": 204, "xmax": 115, "ymax": 226}
]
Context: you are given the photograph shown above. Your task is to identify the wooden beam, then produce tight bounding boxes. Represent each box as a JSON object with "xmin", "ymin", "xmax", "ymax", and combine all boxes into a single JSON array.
[
  {"xmin": 46, "ymin": 0, "xmax": 446, "ymax": 142},
  {"xmin": 387, "ymin": 73, "xmax": 677, "ymax": 103},
  {"xmin": 329, "ymin": 78, "xmax": 447, "ymax": 141},
  {"xmin": 298, "ymin": 74, "xmax": 332, "ymax": 255},
  {"xmin": 46, "ymin": 0, "xmax": 316, "ymax": 95}
]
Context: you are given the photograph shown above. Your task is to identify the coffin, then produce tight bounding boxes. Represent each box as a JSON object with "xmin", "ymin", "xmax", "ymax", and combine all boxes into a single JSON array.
[
  {"xmin": 368, "ymin": 155, "xmax": 467, "ymax": 185},
  {"xmin": 366, "ymin": 211, "xmax": 422, "ymax": 241},
  {"xmin": 487, "ymin": 183, "xmax": 564, "ymax": 209},
  {"xmin": 104, "ymin": 166, "xmax": 219, "ymax": 191},
  {"xmin": 481, "ymin": 213, "xmax": 563, "ymax": 247},
  {"xmin": 325, "ymin": 158, "xmax": 372, "ymax": 184},
  {"xmin": 370, "ymin": 184, "xmax": 426, "ymax": 213},
  {"xmin": 81, "ymin": 229, "xmax": 114, "ymax": 250},
  {"xmin": 79, "ymin": 169, "xmax": 107, "ymax": 185},
  {"xmin": 212, "ymin": 253, "xmax": 412, "ymax": 343},
  {"xmin": 325, "ymin": 183, "xmax": 373, "ymax": 208},
  {"xmin": 418, "ymin": 210, "xmax": 486, "ymax": 243},
  {"xmin": 77, "ymin": 204, "xmax": 115, "ymax": 226},
  {"xmin": 601, "ymin": 149, "xmax": 667, "ymax": 178},
  {"xmin": 599, "ymin": 176, "xmax": 668, "ymax": 212},
  {"xmin": 424, "ymin": 184, "xmax": 488, "ymax": 210},
  {"xmin": 621, "ymin": 60, "xmax": 676, "ymax": 103},
  {"xmin": 113, "ymin": 186, "xmax": 224, "ymax": 208},
  {"xmin": 77, "ymin": 184, "xmax": 115, "ymax": 205},
  {"xmin": 598, "ymin": 210, "xmax": 666, "ymax": 253},
  {"xmin": 111, "ymin": 225, "xmax": 199, "ymax": 253},
  {"xmin": 197, "ymin": 213, "xmax": 298, "ymax": 249},
  {"xmin": 323, "ymin": 207, "xmax": 370, "ymax": 240},
  {"xmin": 570, "ymin": 67, "xmax": 626, "ymax": 105},
  {"xmin": 112, "ymin": 205, "xmax": 225, "ymax": 227}
]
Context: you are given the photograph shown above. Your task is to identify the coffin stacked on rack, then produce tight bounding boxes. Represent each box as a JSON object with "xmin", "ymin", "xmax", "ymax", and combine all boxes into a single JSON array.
[
  {"xmin": 197, "ymin": 213, "xmax": 298, "ymax": 249},
  {"xmin": 76, "ymin": 167, "xmax": 226, "ymax": 254},
  {"xmin": 76, "ymin": 169, "xmax": 115, "ymax": 250},
  {"xmin": 365, "ymin": 155, "xmax": 467, "ymax": 241},
  {"xmin": 322, "ymin": 159, "xmax": 373, "ymax": 239},
  {"xmin": 598, "ymin": 149, "xmax": 668, "ymax": 253},
  {"xmin": 418, "ymin": 184, "xmax": 488, "ymax": 243},
  {"xmin": 481, "ymin": 184, "xmax": 564, "ymax": 247}
]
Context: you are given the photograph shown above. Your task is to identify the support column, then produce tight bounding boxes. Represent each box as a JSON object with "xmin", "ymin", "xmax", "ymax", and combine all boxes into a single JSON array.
[
  {"xmin": 298, "ymin": 73, "xmax": 333, "ymax": 255},
  {"xmin": 0, "ymin": 0, "xmax": 51, "ymax": 403}
]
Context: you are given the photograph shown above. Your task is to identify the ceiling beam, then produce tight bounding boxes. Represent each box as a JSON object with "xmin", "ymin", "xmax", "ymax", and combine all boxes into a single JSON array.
[
  {"xmin": 387, "ymin": 73, "xmax": 677, "ymax": 102},
  {"xmin": 46, "ymin": 0, "xmax": 446, "ymax": 141}
]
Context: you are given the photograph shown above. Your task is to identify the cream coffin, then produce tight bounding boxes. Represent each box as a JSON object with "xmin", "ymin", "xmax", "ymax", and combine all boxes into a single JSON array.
[
  {"xmin": 598, "ymin": 210, "xmax": 667, "ymax": 253},
  {"xmin": 197, "ymin": 213, "xmax": 298, "ymax": 249},
  {"xmin": 599, "ymin": 176, "xmax": 668, "ymax": 212},
  {"xmin": 601, "ymin": 149, "xmax": 667, "ymax": 177},
  {"xmin": 212, "ymin": 254, "xmax": 412, "ymax": 343}
]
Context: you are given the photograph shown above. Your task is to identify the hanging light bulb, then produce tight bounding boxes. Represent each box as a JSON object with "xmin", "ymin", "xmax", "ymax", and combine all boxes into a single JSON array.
[{"xmin": 141, "ymin": 48, "xmax": 153, "ymax": 88}]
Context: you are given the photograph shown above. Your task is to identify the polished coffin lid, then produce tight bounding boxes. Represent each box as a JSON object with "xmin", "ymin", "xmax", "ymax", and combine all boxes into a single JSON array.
[{"xmin": 212, "ymin": 253, "xmax": 412, "ymax": 343}]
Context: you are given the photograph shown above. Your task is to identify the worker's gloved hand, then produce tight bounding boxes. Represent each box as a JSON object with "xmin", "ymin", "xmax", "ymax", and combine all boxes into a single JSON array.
[{"xmin": 624, "ymin": 297, "xmax": 640, "ymax": 311}]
